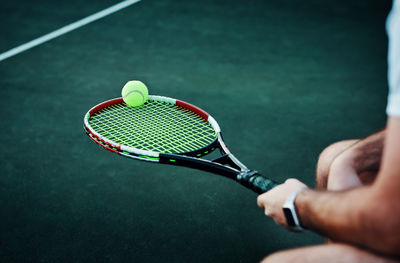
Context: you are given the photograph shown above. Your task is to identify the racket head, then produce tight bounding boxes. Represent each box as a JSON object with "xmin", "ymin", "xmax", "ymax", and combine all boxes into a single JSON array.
[{"xmin": 84, "ymin": 95, "xmax": 223, "ymax": 162}]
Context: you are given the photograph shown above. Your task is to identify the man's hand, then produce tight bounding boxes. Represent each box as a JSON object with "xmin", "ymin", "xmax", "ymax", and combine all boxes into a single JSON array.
[{"xmin": 257, "ymin": 179, "xmax": 308, "ymax": 228}]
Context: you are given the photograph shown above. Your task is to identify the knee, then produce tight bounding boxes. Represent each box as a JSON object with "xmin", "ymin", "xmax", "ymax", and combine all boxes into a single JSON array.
[
  {"xmin": 316, "ymin": 140, "xmax": 358, "ymax": 190},
  {"xmin": 260, "ymin": 252, "xmax": 285, "ymax": 263},
  {"xmin": 260, "ymin": 249, "xmax": 305, "ymax": 263}
]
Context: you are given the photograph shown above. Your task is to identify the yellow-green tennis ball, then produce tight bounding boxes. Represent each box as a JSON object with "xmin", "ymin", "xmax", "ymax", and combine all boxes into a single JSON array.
[{"xmin": 121, "ymin": 81, "xmax": 149, "ymax": 107}]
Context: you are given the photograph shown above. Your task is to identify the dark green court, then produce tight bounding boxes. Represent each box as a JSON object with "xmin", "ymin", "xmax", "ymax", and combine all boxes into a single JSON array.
[{"xmin": 0, "ymin": 0, "xmax": 391, "ymax": 262}]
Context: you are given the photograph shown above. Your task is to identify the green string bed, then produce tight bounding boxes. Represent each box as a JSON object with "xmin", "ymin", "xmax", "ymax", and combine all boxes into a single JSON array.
[{"xmin": 88, "ymin": 100, "xmax": 217, "ymax": 154}]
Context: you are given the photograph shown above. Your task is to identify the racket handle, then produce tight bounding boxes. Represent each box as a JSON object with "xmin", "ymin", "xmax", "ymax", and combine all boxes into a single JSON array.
[{"xmin": 238, "ymin": 171, "xmax": 278, "ymax": 194}]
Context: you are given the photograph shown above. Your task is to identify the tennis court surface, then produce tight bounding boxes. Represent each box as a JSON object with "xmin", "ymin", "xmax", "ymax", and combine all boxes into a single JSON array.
[{"xmin": 0, "ymin": 0, "xmax": 391, "ymax": 262}]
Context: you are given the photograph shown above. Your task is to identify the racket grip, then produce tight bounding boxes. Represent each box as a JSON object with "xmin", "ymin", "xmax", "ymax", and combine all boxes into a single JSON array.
[{"xmin": 239, "ymin": 171, "xmax": 278, "ymax": 194}]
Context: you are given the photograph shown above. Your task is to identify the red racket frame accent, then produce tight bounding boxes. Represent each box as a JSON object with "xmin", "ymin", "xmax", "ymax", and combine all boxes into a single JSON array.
[
  {"xmin": 89, "ymin": 98, "xmax": 210, "ymax": 121},
  {"xmin": 87, "ymin": 133, "xmax": 121, "ymax": 155},
  {"xmin": 89, "ymin": 98, "xmax": 123, "ymax": 115},
  {"xmin": 176, "ymin": 100, "xmax": 209, "ymax": 121}
]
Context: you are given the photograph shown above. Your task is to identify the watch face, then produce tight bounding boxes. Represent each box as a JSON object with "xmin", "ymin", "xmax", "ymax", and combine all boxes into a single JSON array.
[{"xmin": 283, "ymin": 207, "xmax": 296, "ymax": 227}]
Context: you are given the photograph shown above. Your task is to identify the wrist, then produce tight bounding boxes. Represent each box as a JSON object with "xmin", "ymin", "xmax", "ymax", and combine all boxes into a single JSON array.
[{"xmin": 282, "ymin": 188, "xmax": 307, "ymax": 232}]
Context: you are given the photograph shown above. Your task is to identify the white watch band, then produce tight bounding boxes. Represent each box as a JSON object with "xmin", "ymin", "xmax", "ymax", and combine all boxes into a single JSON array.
[{"xmin": 282, "ymin": 188, "xmax": 306, "ymax": 232}]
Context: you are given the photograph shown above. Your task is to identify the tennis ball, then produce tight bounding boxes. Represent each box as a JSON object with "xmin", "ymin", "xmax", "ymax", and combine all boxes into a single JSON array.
[{"xmin": 121, "ymin": 80, "xmax": 149, "ymax": 107}]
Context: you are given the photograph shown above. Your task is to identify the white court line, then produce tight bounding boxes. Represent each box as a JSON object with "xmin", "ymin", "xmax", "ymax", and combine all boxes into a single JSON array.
[{"xmin": 0, "ymin": 0, "xmax": 141, "ymax": 62}]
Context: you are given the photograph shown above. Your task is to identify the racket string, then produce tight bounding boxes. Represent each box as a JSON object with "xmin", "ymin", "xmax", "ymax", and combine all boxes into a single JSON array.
[{"xmin": 88, "ymin": 100, "xmax": 217, "ymax": 154}]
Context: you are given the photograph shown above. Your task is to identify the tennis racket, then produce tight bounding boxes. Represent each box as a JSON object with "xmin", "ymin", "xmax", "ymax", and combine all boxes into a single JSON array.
[{"xmin": 83, "ymin": 95, "xmax": 278, "ymax": 194}]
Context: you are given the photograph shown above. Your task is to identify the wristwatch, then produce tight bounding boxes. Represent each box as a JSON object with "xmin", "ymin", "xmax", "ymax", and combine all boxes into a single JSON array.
[{"xmin": 282, "ymin": 188, "xmax": 305, "ymax": 232}]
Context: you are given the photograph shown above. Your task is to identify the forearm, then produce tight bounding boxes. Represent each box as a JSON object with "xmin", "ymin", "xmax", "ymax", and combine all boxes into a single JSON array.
[
  {"xmin": 295, "ymin": 121, "xmax": 400, "ymax": 256},
  {"xmin": 257, "ymin": 123, "xmax": 400, "ymax": 256},
  {"xmin": 297, "ymin": 187, "xmax": 369, "ymax": 243},
  {"xmin": 296, "ymin": 185, "xmax": 397, "ymax": 256}
]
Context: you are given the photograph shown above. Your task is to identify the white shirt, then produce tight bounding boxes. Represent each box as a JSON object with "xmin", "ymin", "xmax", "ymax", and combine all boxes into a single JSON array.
[{"xmin": 387, "ymin": 0, "xmax": 400, "ymax": 117}]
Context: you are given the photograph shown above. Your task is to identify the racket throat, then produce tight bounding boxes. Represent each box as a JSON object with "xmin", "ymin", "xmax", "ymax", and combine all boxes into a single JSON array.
[
  {"xmin": 211, "ymin": 154, "xmax": 246, "ymax": 171},
  {"xmin": 224, "ymin": 153, "xmax": 250, "ymax": 172}
]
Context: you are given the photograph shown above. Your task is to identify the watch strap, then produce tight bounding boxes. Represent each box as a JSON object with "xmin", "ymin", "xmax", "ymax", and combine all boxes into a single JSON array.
[{"xmin": 283, "ymin": 188, "xmax": 306, "ymax": 232}]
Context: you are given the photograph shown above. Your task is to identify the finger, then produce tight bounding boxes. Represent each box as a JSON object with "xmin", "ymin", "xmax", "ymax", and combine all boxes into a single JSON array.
[
  {"xmin": 257, "ymin": 194, "xmax": 266, "ymax": 208},
  {"xmin": 264, "ymin": 207, "xmax": 272, "ymax": 217}
]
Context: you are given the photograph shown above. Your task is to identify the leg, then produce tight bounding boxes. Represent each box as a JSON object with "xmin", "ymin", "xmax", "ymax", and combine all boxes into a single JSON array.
[
  {"xmin": 315, "ymin": 140, "xmax": 358, "ymax": 190},
  {"xmin": 316, "ymin": 129, "xmax": 385, "ymax": 191},
  {"xmin": 261, "ymin": 243, "xmax": 400, "ymax": 263}
]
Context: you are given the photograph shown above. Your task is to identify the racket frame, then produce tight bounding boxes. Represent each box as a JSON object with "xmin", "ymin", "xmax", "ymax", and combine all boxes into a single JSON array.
[{"xmin": 84, "ymin": 95, "xmax": 277, "ymax": 193}]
